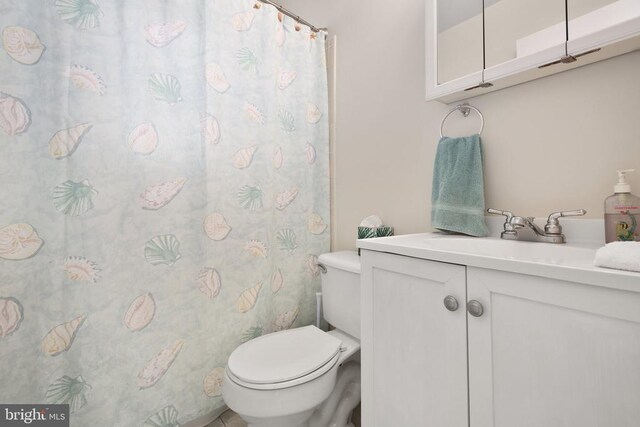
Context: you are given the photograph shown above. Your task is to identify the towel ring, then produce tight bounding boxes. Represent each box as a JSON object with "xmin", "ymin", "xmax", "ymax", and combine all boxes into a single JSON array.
[{"xmin": 439, "ymin": 104, "xmax": 484, "ymax": 138}]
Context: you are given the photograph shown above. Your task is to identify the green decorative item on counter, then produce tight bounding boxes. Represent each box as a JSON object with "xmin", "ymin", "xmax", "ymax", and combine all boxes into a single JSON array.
[{"xmin": 358, "ymin": 226, "xmax": 377, "ymax": 239}]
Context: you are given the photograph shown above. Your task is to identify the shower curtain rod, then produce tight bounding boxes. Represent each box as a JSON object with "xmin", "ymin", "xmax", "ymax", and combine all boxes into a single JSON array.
[{"xmin": 258, "ymin": 0, "xmax": 327, "ymax": 33}]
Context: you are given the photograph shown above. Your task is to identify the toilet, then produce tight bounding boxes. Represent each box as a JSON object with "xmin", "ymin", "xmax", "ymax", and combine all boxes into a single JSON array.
[{"xmin": 222, "ymin": 251, "xmax": 361, "ymax": 427}]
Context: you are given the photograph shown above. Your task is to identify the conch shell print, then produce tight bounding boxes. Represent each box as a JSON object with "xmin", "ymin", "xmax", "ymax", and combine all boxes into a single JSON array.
[
  {"xmin": 46, "ymin": 375, "xmax": 91, "ymax": 414},
  {"xmin": 144, "ymin": 405, "xmax": 179, "ymax": 427},
  {"xmin": 144, "ymin": 21, "xmax": 187, "ymax": 47},
  {"xmin": 144, "ymin": 235, "xmax": 182, "ymax": 266},
  {"xmin": 305, "ymin": 142, "xmax": 317, "ymax": 164},
  {"xmin": 203, "ymin": 367, "xmax": 225, "ymax": 397},
  {"xmin": 272, "ymin": 307, "xmax": 299, "ymax": 332},
  {"xmin": 231, "ymin": 11, "xmax": 255, "ymax": 31},
  {"xmin": 308, "ymin": 213, "xmax": 328, "ymax": 235},
  {"xmin": 0, "ymin": 92, "xmax": 31, "ymax": 136},
  {"xmin": 203, "ymin": 212, "xmax": 231, "ymax": 241},
  {"xmin": 52, "ymin": 179, "xmax": 98, "ymax": 216},
  {"xmin": 69, "ymin": 64, "xmax": 106, "ymax": 95},
  {"xmin": 305, "ymin": 254, "xmax": 320, "ymax": 277},
  {"xmin": 123, "ymin": 293, "xmax": 156, "ymax": 332},
  {"xmin": 271, "ymin": 268, "xmax": 283, "ymax": 293},
  {"xmin": 138, "ymin": 178, "xmax": 187, "ymax": 210},
  {"xmin": 137, "ymin": 340, "xmax": 184, "ymax": 389},
  {"xmin": 0, "ymin": 297, "xmax": 24, "ymax": 338},
  {"xmin": 206, "ymin": 63, "xmax": 230, "ymax": 93},
  {"xmin": 0, "ymin": 223, "xmax": 44, "ymax": 260},
  {"xmin": 2, "ymin": 26, "xmax": 45, "ymax": 65},
  {"xmin": 275, "ymin": 188, "xmax": 298, "ymax": 210},
  {"xmin": 236, "ymin": 282, "xmax": 262, "ymax": 313},
  {"xmin": 273, "ymin": 146, "xmax": 283, "ymax": 169},
  {"xmin": 128, "ymin": 122, "xmax": 159, "ymax": 155},
  {"xmin": 201, "ymin": 114, "xmax": 220, "ymax": 146},
  {"xmin": 55, "ymin": 0, "xmax": 103, "ymax": 30},
  {"xmin": 196, "ymin": 268, "xmax": 221, "ymax": 300},
  {"xmin": 49, "ymin": 123, "xmax": 92, "ymax": 159},
  {"xmin": 64, "ymin": 256, "xmax": 100, "ymax": 283},
  {"xmin": 233, "ymin": 145, "xmax": 257, "ymax": 169},
  {"xmin": 277, "ymin": 70, "xmax": 297, "ymax": 90},
  {"xmin": 307, "ymin": 103, "xmax": 323, "ymax": 124},
  {"xmin": 42, "ymin": 314, "xmax": 87, "ymax": 356}
]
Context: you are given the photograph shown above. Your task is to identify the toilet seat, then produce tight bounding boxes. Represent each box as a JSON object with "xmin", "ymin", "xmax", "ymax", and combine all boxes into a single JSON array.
[{"xmin": 227, "ymin": 325, "xmax": 343, "ymax": 390}]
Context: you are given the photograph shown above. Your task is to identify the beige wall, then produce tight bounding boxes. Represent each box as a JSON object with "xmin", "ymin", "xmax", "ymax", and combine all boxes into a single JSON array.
[{"xmin": 280, "ymin": 0, "xmax": 640, "ymax": 251}]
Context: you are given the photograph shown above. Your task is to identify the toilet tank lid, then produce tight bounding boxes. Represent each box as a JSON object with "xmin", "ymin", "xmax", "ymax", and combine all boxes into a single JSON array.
[
  {"xmin": 318, "ymin": 251, "xmax": 360, "ymax": 274},
  {"xmin": 227, "ymin": 325, "xmax": 342, "ymax": 385}
]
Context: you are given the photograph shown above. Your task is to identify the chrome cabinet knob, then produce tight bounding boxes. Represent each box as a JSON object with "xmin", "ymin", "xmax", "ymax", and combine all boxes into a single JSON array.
[
  {"xmin": 467, "ymin": 300, "xmax": 484, "ymax": 317},
  {"xmin": 443, "ymin": 295, "xmax": 459, "ymax": 312}
]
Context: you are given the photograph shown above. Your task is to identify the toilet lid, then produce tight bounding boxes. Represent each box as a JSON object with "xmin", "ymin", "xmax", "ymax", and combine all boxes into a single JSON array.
[{"xmin": 227, "ymin": 325, "xmax": 342, "ymax": 387}]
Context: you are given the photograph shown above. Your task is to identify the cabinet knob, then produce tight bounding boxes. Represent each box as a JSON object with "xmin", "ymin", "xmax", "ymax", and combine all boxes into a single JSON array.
[
  {"xmin": 467, "ymin": 300, "xmax": 484, "ymax": 317},
  {"xmin": 443, "ymin": 295, "xmax": 459, "ymax": 312}
]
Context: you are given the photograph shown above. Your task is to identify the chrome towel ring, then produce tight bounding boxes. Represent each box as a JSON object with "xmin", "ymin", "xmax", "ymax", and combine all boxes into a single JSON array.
[{"xmin": 439, "ymin": 103, "xmax": 484, "ymax": 138}]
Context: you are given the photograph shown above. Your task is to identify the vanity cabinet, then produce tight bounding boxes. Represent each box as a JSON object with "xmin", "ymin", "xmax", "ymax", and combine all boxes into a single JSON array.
[
  {"xmin": 361, "ymin": 249, "xmax": 640, "ymax": 427},
  {"xmin": 426, "ymin": 0, "xmax": 640, "ymax": 102}
]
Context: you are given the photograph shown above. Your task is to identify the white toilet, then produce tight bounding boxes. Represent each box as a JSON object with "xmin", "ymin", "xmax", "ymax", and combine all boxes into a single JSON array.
[{"xmin": 222, "ymin": 251, "xmax": 361, "ymax": 427}]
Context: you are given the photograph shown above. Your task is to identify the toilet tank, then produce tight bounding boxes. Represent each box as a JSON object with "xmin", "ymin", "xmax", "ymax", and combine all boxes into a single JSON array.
[{"xmin": 318, "ymin": 251, "xmax": 360, "ymax": 339}]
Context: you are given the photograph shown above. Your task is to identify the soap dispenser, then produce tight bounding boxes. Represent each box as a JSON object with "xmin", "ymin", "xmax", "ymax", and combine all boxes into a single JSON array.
[{"xmin": 604, "ymin": 169, "xmax": 640, "ymax": 243}]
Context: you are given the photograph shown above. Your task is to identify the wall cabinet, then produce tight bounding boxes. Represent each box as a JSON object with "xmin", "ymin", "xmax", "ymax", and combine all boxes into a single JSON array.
[
  {"xmin": 361, "ymin": 249, "xmax": 640, "ymax": 426},
  {"xmin": 426, "ymin": 0, "xmax": 640, "ymax": 103}
]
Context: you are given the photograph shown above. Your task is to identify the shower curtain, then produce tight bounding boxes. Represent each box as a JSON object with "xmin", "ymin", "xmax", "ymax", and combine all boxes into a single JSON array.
[{"xmin": 0, "ymin": 0, "xmax": 329, "ymax": 425}]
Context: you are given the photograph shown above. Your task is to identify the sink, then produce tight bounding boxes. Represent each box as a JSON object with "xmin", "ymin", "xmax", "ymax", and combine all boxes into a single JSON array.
[{"xmin": 420, "ymin": 237, "xmax": 596, "ymax": 265}]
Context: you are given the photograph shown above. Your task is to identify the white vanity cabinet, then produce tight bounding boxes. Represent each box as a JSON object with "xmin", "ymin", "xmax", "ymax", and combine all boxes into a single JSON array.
[{"xmin": 361, "ymin": 249, "xmax": 640, "ymax": 427}]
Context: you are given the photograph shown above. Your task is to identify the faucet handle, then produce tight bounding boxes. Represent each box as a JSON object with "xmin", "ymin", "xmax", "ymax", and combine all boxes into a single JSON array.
[
  {"xmin": 487, "ymin": 208, "xmax": 513, "ymax": 221},
  {"xmin": 545, "ymin": 209, "xmax": 587, "ymax": 235}
]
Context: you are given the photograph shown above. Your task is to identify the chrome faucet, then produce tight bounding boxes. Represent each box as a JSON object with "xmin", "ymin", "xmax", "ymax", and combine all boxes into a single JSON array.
[{"xmin": 487, "ymin": 208, "xmax": 587, "ymax": 243}]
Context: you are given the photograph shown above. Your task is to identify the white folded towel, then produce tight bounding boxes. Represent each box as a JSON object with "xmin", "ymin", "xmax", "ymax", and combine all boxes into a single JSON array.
[{"xmin": 594, "ymin": 241, "xmax": 640, "ymax": 273}]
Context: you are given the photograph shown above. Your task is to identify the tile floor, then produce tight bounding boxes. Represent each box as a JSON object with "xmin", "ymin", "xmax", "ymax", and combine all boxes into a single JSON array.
[{"xmin": 205, "ymin": 409, "xmax": 247, "ymax": 427}]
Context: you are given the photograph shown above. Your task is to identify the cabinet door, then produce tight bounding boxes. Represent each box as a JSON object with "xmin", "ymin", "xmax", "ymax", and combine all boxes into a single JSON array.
[
  {"xmin": 467, "ymin": 267, "xmax": 640, "ymax": 427},
  {"xmin": 361, "ymin": 250, "xmax": 467, "ymax": 427}
]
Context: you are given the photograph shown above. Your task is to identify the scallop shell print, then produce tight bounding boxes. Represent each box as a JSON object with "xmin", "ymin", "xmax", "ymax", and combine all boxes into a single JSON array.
[
  {"xmin": 46, "ymin": 375, "xmax": 91, "ymax": 414},
  {"xmin": 139, "ymin": 178, "xmax": 187, "ymax": 210},
  {"xmin": 203, "ymin": 212, "xmax": 232, "ymax": 241},
  {"xmin": 128, "ymin": 122, "xmax": 159, "ymax": 155},
  {"xmin": 49, "ymin": 123, "xmax": 92, "ymax": 159},
  {"xmin": 271, "ymin": 268, "xmax": 283, "ymax": 293},
  {"xmin": 137, "ymin": 340, "xmax": 184, "ymax": 389},
  {"xmin": 233, "ymin": 145, "xmax": 257, "ymax": 169},
  {"xmin": 149, "ymin": 73, "xmax": 183, "ymax": 105},
  {"xmin": 277, "ymin": 70, "xmax": 297, "ymax": 90},
  {"xmin": 237, "ymin": 47, "xmax": 258, "ymax": 73},
  {"xmin": 305, "ymin": 142, "xmax": 317, "ymax": 164},
  {"xmin": 201, "ymin": 114, "xmax": 220, "ymax": 146},
  {"xmin": 144, "ymin": 235, "xmax": 181, "ymax": 266},
  {"xmin": 237, "ymin": 282, "xmax": 262, "ymax": 313},
  {"xmin": 42, "ymin": 314, "xmax": 86, "ymax": 356},
  {"xmin": 241, "ymin": 325, "xmax": 263, "ymax": 343},
  {"xmin": 64, "ymin": 256, "xmax": 100, "ymax": 283},
  {"xmin": 56, "ymin": 0, "xmax": 102, "ymax": 29},
  {"xmin": 273, "ymin": 146, "xmax": 283, "ymax": 169},
  {"xmin": 53, "ymin": 179, "xmax": 97, "ymax": 216},
  {"xmin": 244, "ymin": 103, "xmax": 265, "ymax": 124},
  {"xmin": 203, "ymin": 367, "xmax": 225, "ymax": 397},
  {"xmin": 2, "ymin": 26, "xmax": 45, "ymax": 65},
  {"xmin": 0, "ymin": 223, "xmax": 44, "ymax": 260},
  {"xmin": 307, "ymin": 103, "xmax": 323, "ymax": 124},
  {"xmin": 144, "ymin": 21, "xmax": 187, "ymax": 48},
  {"xmin": 206, "ymin": 63, "xmax": 230, "ymax": 93},
  {"xmin": 244, "ymin": 240, "xmax": 267, "ymax": 258},
  {"xmin": 197, "ymin": 268, "xmax": 221, "ymax": 300},
  {"xmin": 308, "ymin": 213, "xmax": 328, "ymax": 235},
  {"xmin": 0, "ymin": 297, "xmax": 23, "ymax": 338},
  {"xmin": 275, "ymin": 187, "xmax": 298, "ymax": 210},
  {"xmin": 277, "ymin": 229, "xmax": 297, "ymax": 253},
  {"xmin": 124, "ymin": 293, "xmax": 156, "ymax": 332},
  {"xmin": 279, "ymin": 109, "xmax": 295, "ymax": 132},
  {"xmin": 305, "ymin": 254, "xmax": 320, "ymax": 277},
  {"xmin": 144, "ymin": 405, "xmax": 180, "ymax": 427},
  {"xmin": 69, "ymin": 64, "xmax": 106, "ymax": 95},
  {"xmin": 232, "ymin": 11, "xmax": 255, "ymax": 31},
  {"xmin": 272, "ymin": 307, "xmax": 299, "ymax": 332},
  {"xmin": 0, "ymin": 92, "xmax": 31, "ymax": 136},
  {"xmin": 238, "ymin": 185, "xmax": 263, "ymax": 211}
]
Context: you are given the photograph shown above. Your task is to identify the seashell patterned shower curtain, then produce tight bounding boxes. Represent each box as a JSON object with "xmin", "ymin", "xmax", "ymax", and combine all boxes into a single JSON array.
[{"xmin": 0, "ymin": 0, "xmax": 329, "ymax": 425}]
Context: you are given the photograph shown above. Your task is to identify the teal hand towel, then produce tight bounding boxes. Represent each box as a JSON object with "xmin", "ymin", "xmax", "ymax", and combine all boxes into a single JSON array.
[{"xmin": 431, "ymin": 134, "xmax": 489, "ymax": 237}]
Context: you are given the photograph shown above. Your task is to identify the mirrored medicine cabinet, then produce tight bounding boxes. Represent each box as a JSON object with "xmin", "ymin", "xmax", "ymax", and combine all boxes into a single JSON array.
[{"xmin": 426, "ymin": 0, "xmax": 640, "ymax": 102}]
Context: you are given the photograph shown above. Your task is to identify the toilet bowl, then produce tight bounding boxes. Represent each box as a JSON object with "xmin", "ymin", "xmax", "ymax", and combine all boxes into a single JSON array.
[{"xmin": 222, "ymin": 251, "xmax": 361, "ymax": 427}]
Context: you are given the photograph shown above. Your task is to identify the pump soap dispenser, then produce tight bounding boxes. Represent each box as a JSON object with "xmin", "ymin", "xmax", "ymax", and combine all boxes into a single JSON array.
[{"xmin": 605, "ymin": 169, "xmax": 640, "ymax": 243}]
